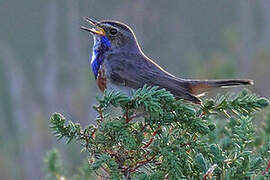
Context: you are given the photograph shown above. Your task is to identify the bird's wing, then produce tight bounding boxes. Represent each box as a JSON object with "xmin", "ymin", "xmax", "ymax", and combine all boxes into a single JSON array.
[{"xmin": 106, "ymin": 54, "xmax": 201, "ymax": 104}]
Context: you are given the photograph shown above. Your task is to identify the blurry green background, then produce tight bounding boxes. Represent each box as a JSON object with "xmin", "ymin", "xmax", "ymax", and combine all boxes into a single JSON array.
[{"xmin": 0, "ymin": 0, "xmax": 270, "ymax": 179}]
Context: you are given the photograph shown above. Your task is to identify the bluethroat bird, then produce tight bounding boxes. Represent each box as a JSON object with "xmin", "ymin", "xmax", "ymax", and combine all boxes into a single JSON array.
[{"xmin": 81, "ymin": 18, "xmax": 253, "ymax": 104}]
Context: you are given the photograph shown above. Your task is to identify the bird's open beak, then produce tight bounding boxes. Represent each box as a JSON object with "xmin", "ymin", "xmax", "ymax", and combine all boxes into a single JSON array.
[{"xmin": 81, "ymin": 17, "xmax": 105, "ymax": 36}]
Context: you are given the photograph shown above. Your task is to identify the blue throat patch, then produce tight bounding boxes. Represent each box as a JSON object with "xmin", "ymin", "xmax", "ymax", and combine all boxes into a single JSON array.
[{"xmin": 91, "ymin": 36, "xmax": 111, "ymax": 79}]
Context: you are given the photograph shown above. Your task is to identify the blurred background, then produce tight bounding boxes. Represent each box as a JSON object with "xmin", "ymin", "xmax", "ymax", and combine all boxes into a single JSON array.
[{"xmin": 0, "ymin": 0, "xmax": 270, "ymax": 179}]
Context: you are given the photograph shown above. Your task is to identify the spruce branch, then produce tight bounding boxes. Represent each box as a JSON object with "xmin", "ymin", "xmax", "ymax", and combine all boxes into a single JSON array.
[
  {"xmin": 44, "ymin": 149, "xmax": 66, "ymax": 180},
  {"xmin": 202, "ymin": 89, "xmax": 269, "ymax": 117},
  {"xmin": 49, "ymin": 86, "xmax": 269, "ymax": 179}
]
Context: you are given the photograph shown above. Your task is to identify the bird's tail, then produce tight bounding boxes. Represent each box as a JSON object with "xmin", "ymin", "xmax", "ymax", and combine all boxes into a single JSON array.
[{"xmin": 187, "ymin": 79, "xmax": 254, "ymax": 95}]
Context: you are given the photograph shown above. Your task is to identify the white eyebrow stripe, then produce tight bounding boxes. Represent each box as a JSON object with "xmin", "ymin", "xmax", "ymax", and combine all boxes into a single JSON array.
[
  {"xmin": 102, "ymin": 23, "xmax": 116, "ymax": 28},
  {"xmin": 101, "ymin": 22, "xmax": 133, "ymax": 35}
]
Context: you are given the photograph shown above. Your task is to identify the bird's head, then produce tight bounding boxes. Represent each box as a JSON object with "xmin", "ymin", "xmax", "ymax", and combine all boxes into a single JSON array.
[{"xmin": 81, "ymin": 17, "xmax": 139, "ymax": 51}]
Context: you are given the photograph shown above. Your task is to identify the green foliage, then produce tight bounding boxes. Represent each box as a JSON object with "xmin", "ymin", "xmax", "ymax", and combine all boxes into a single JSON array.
[
  {"xmin": 48, "ymin": 85, "xmax": 270, "ymax": 179},
  {"xmin": 44, "ymin": 149, "xmax": 94, "ymax": 180},
  {"xmin": 44, "ymin": 149, "xmax": 63, "ymax": 180}
]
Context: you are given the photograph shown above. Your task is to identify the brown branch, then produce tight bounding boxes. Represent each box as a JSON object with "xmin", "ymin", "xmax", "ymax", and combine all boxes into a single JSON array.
[
  {"xmin": 200, "ymin": 111, "xmax": 207, "ymax": 117},
  {"xmin": 137, "ymin": 154, "xmax": 156, "ymax": 166},
  {"xmin": 95, "ymin": 170, "xmax": 109, "ymax": 180},
  {"xmin": 105, "ymin": 149, "xmax": 124, "ymax": 166},
  {"xmin": 202, "ymin": 164, "xmax": 217, "ymax": 180},
  {"xmin": 130, "ymin": 154, "xmax": 157, "ymax": 172},
  {"xmin": 142, "ymin": 137, "xmax": 154, "ymax": 149},
  {"xmin": 91, "ymin": 128, "xmax": 97, "ymax": 139},
  {"xmin": 262, "ymin": 159, "xmax": 270, "ymax": 175},
  {"xmin": 180, "ymin": 143, "xmax": 191, "ymax": 147},
  {"xmin": 125, "ymin": 110, "xmax": 146, "ymax": 124},
  {"xmin": 142, "ymin": 128, "xmax": 159, "ymax": 149},
  {"xmin": 98, "ymin": 106, "xmax": 104, "ymax": 121},
  {"xmin": 140, "ymin": 123, "xmax": 147, "ymax": 131},
  {"xmin": 164, "ymin": 173, "xmax": 169, "ymax": 180},
  {"xmin": 101, "ymin": 165, "xmax": 110, "ymax": 176},
  {"xmin": 83, "ymin": 131, "xmax": 90, "ymax": 149},
  {"xmin": 125, "ymin": 105, "xmax": 129, "ymax": 123},
  {"xmin": 126, "ymin": 114, "xmax": 138, "ymax": 123}
]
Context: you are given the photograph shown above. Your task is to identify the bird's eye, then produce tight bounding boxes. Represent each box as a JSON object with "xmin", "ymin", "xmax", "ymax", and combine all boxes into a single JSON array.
[{"xmin": 109, "ymin": 28, "xmax": 118, "ymax": 35}]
